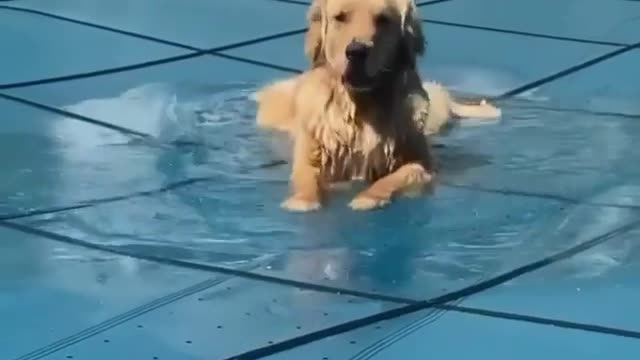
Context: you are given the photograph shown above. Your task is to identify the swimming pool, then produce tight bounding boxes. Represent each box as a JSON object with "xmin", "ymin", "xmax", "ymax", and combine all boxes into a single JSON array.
[{"xmin": 1, "ymin": 0, "xmax": 639, "ymax": 359}]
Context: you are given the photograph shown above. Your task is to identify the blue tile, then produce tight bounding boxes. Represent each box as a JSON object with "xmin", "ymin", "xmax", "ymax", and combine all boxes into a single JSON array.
[
  {"xmin": 4, "ymin": 40, "xmax": 637, "ymax": 305},
  {"xmin": 32, "ymin": 271, "xmax": 393, "ymax": 360},
  {"xmin": 2, "ymin": 2, "xmax": 640, "ymax": 359},
  {"xmin": 12, "ymin": 93, "xmax": 639, "ymax": 302},
  {"xmin": 452, "ymin": 218, "xmax": 640, "ymax": 333},
  {"xmin": 252, "ymin": 183, "xmax": 640, "ymax": 299},
  {"xmin": 222, "ymin": 25, "xmax": 614, "ymax": 97},
  {"xmin": 221, "ymin": 32, "xmax": 639, "ymax": 205},
  {"xmin": 269, "ymin": 307, "xmax": 640, "ymax": 360},
  {"xmin": 19, "ymin": 168, "xmax": 589, "ymax": 300},
  {"xmin": 5, "ymin": 0, "xmax": 307, "ymax": 48},
  {"xmin": 0, "ymin": 96, "xmax": 203, "ymax": 216},
  {"xmin": 532, "ymin": 49, "xmax": 640, "ymax": 115},
  {"xmin": 0, "ymin": 57, "xmax": 287, "ymax": 216},
  {"xmin": 418, "ymin": 23, "xmax": 614, "ymax": 97},
  {"xmin": 265, "ymin": 305, "xmax": 445, "ymax": 360},
  {"xmin": 0, "ymin": 56, "xmax": 285, "ymax": 216},
  {"xmin": 0, "ymin": 225, "xmax": 218, "ymax": 360},
  {"xmin": 221, "ymin": 33, "xmax": 305, "ymax": 72},
  {"xmin": 437, "ymin": 103, "xmax": 640, "ymax": 203},
  {"xmin": 425, "ymin": 0, "xmax": 640, "ymax": 44},
  {"xmin": 0, "ymin": 10, "xmax": 182, "ymax": 85},
  {"xmin": 4, "ymin": 56, "xmax": 286, "ymax": 136}
]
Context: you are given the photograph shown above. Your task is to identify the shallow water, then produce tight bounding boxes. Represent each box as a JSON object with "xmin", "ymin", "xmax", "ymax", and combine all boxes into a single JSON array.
[
  {"xmin": 6, "ymin": 79, "xmax": 640, "ymax": 300},
  {"xmin": 2, "ymin": 0, "xmax": 640, "ymax": 359}
]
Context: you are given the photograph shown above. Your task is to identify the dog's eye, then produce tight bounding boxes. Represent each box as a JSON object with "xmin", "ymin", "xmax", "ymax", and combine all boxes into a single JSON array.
[
  {"xmin": 375, "ymin": 14, "xmax": 391, "ymax": 26},
  {"xmin": 333, "ymin": 11, "xmax": 348, "ymax": 22}
]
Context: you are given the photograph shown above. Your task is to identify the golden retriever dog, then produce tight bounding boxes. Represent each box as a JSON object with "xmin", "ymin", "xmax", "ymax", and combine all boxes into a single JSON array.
[
  {"xmin": 257, "ymin": 0, "xmax": 501, "ymax": 137},
  {"xmin": 255, "ymin": 0, "xmax": 498, "ymax": 212}
]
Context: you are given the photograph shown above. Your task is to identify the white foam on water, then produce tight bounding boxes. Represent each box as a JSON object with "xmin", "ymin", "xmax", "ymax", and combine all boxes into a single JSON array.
[{"xmin": 47, "ymin": 82, "xmax": 271, "ymax": 258}]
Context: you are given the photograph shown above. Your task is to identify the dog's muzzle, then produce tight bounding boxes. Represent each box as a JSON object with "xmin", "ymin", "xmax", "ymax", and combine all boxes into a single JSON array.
[{"xmin": 342, "ymin": 40, "xmax": 375, "ymax": 91}]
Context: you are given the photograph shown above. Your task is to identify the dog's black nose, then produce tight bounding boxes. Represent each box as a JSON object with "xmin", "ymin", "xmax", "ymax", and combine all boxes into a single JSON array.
[{"xmin": 345, "ymin": 41, "xmax": 370, "ymax": 60}]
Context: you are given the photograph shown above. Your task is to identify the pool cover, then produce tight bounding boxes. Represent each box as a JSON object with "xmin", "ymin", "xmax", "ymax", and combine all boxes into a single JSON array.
[{"xmin": 1, "ymin": 0, "xmax": 640, "ymax": 359}]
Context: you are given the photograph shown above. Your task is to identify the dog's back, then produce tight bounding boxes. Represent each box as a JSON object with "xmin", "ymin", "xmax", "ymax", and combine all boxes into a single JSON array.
[
  {"xmin": 255, "ymin": 77, "xmax": 299, "ymax": 133},
  {"xmin": 256, "ymin": 76, "xmax": 501, "ymax": 137}
]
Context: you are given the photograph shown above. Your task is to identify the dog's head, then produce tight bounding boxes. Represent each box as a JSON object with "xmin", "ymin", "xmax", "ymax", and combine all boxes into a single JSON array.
[{"xmin": 305, "ymin": 0, "xmax": 425, "ymax": 93}]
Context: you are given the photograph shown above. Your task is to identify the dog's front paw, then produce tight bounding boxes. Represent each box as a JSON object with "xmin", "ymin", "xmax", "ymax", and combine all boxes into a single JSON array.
[
  {"xmin": 281, "ymin": 196, "xmax": 321, "ymax": 212},
  {"xmin": 349, "ymin": 194, "xmax": 390, "ymax": 211}
]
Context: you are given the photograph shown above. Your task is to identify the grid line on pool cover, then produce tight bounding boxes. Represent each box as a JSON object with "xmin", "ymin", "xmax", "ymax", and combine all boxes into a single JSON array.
[
  {"xmin": 0, "ymin": 1, "xmax": 638, "ymax": 242},
  {"xmin": 2, "ymin": 1, "xmax": 640, "ymax": 356},
  {"xmin": 2, "ymin": 167, "xmax": 640, "ymax": 225},
  {"xmin": 0, "ymin": 2, "xmax": 636, "ymax": 137},
  {"xmin": 0, "ymin": 1, "xmax": 633, "ymax": 91},
  {"xmin": 3, "ymin": 213, "xmax": 640, "ymax": 360},
  {"xmin": 0, "ymin": 1, "xmax": 637, "ymax": 215}
]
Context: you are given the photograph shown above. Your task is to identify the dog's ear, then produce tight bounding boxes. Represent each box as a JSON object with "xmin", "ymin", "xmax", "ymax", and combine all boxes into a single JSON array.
[
  {"xmin": 304, "ymin": 0, "xmax": 326, "ymax": 67},
  {"xmin": 396, "ymin": 0, "xmax": 425, "ymax": 68}
]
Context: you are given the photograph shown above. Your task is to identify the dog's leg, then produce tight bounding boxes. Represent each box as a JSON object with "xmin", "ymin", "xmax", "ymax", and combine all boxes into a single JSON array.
[
  {"xmin": 282, "ymin": 133, "xmax": 324, "ymax": 212},
  {"xmin": 349, "ymin": 163, "xmax": 432, "ymax": 211}
]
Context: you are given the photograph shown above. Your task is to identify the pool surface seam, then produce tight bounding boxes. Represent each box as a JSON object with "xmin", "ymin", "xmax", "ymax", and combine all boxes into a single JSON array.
[
  {"xmin": 0, "ymin": 3, "xmax": 630, "ymax": 91},
  {"xmin": 13, "ymin": 277, "xmax": 238, "ymax": 360},
  {"xmin": 2, "ymin": 2, "xmax": 639, "ymax": 358},
  {"xmin": 2, "ymin": 217, "xmax": 640, "ymax": 357},
  {"xmin": 223, "ymin": 217, "xmax": 640, "ymax": 359}
]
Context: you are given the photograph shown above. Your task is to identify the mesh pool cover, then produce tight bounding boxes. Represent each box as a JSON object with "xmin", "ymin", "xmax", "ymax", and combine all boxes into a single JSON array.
[{"xmin": 1, "ymin": 0, "xmax": 640, "ymax": 359}]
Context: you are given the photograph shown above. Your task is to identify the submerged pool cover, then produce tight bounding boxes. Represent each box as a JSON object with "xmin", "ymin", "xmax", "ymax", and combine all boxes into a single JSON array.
[{"xmin": 1, "ymin": 0, "xmax": 640, "ymax": 359}]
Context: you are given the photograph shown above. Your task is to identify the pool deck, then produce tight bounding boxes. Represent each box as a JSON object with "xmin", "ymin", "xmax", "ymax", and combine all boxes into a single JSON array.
[{"xmin": 1, "ymin": 0, "xmax": 640, "ymax": 359}]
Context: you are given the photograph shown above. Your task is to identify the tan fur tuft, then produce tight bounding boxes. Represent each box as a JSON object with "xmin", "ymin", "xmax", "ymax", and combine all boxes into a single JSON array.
[{"xmin": 255, "ymin": 78, "xmax": 299, "ymax": 133}]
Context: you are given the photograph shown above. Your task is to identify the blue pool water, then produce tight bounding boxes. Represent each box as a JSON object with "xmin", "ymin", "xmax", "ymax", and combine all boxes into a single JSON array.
[{"xmin": 1, "ymin": 0, "xmax": 639, "ymax": 359}]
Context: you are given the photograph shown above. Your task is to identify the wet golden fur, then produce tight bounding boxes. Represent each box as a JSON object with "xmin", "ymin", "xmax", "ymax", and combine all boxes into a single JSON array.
[
  {"xmin": 256, "ymin": 0, "xmax": 498, "ymax": 211},
  {"xmin": 258, "ymin": 0, "xmax": 501, "ymax": 136}
]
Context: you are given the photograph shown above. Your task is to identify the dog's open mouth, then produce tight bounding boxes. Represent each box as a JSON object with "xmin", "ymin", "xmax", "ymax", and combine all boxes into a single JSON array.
[{"xmin": 342, "ymin": 63, "xmax": 376, "ymax": 92}]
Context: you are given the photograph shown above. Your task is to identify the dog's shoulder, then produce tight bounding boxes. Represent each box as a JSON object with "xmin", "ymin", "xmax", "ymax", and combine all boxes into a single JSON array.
[
  {"xmin": 295, "ymin": 68, "xmax": 335, "ymax": 101},
  {"xmin": 293, "ymin": 68, "xmax": 340, "ymax": 123}
]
